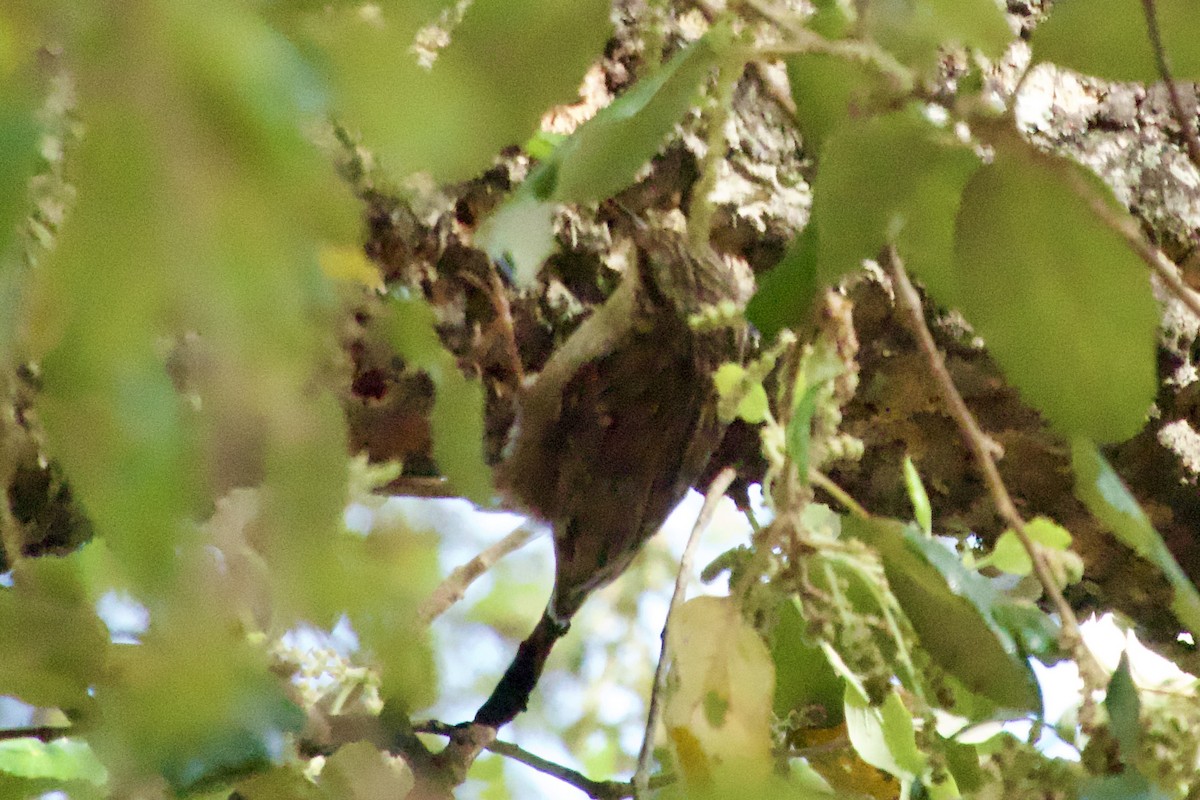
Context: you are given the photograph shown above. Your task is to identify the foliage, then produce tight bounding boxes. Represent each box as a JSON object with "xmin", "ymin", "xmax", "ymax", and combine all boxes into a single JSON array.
[{"xmin": 1, "ymin": 1, "xmax": 1200, "ymax": 799}]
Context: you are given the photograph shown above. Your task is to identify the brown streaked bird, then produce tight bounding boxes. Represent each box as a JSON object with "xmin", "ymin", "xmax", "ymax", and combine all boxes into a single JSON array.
[{"xmin": 473, "ymin": 220, "xmax": 752, "ymax": 728}]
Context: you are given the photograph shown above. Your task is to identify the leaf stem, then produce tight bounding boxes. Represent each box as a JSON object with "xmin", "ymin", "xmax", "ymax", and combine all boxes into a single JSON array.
[
  {"xmin": 885, "ymin": 247, "xmax": 1106, "ymax": 687},
  {"xmin": 634, "ymin": 466, "xmax": 736, "ymax": 798}
]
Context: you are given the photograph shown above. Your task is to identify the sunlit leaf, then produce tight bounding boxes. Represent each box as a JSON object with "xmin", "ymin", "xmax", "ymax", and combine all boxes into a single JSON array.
[
  {"xmin": 843, "ymin": 686, "xmax": 926, "ymax": 783},
  {"xmin": 814, "ymin": 107, "xmax": 979, "ymax": 303},
  {"xmin": 0, "ymin": 739, "xmax": 106, "ymax": 786},
  {"xmin": 665, "ymin": 596, "xmax": 775, "ymax": 788},
  {"xmin": 475, "ymin": 192, "xmax": 557, "ymax": 288},
  {"xmin": 1033, "ymin": 0, "xmax": 1200, "ymax": 83},
  {"xmin": 954, "ymin": 146, "xmax": 1158, "ymax": 443},
  {"xmin": 1072, "ymin": 439, "xmax": 1200, "ymax": 635},
  {"xmin": 985, "ymin": 517, "xmax": 1072, "ymax": 577},
  {"xmin": 843, "ymin": 516, "xmax": 1044, "ymax": 711}
]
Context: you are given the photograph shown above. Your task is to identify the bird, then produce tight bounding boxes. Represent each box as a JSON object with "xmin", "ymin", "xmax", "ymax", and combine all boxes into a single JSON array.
[{"xmin": 473, "ymin": 218, "xmax": 752, "ymax": 728}]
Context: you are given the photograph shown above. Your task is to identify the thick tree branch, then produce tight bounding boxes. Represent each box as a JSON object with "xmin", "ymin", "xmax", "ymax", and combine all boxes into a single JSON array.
[
  {"xmin": 634, "ymin": 466, "xmax": 736, "ymax": 798},
  {"xmin": 886, "ymin": 249, "xmax": 1106, "ymax": 686}
]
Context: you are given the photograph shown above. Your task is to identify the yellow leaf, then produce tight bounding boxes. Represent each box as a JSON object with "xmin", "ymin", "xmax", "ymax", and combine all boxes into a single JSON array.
[
  {"xmin": 664, "ymin": 596, "xmax": 775, "ymax": 787},
  {"xmin": 319, "ymin": 244, "xmax": 384, "ymax": 291}
]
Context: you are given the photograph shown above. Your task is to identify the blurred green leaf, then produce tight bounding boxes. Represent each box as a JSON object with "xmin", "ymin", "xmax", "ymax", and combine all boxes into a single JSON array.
[
  {"xmin": 1033, "ymin": 0, "xmax": 1200, "ymax": 83},
  {"xmin": 863, "ymin": 0, "xmax": 1011, "ymax": 71},
  {"xmin": 0, "ymin": 78, "xmax": 38, "ymax": 260},
  {"xmin": 1080, "ymin": 770, "xmax": 1172, "ymax": 800},
  {"xmin": 843, "ymin": 515, "xmax": 1043, "ymax": 711},
  {"xmin": 0, "ymin": 550, "xmax": 110, "ymax": 709},
  {"xmin": 92, "ymin": 617, "xmax": 304, "ymax": 794},
  {"xmin": 785, "ymin": 54, "xmax": 892, "ymax": 156},
  {"xmin": 318, "ymin": 741, "xmax": 414, "ymax": 800},
  {"xmin": 381, "ymin": 291, "xmax": 493, "ymax": 505},
  {"xmin": 0, "ymin": 738, "xmax": 103, "ymax": 782},
  {"xmin": 954, "ymin": 147, "xmax": 1158, "ymax": 444},
  {"xmin": 312, "ymin": 0, "xmax": 610, "ymax": 182},
  {"xmin": 549, "ymin": 24, "xmax": 733, "ymax": 202},
  {"xmin": 786, "ymin": 383, "xmax": 821, "ymax": 480},
  {"xmin": 814, "ymin": 108, "xmax": 979, "ymax": 303},
  {"xmin": 1106, "ymin": 652, "xmax": 1140, "ymax": 763},
  {"xmin": 809, "ymin": 0, "xmax": 857, "ymax": 40},
  {"xmin": 771, "ymin": 597, "xmax": 844, "ymax": 726},
  {"xmin": 745, "ymin": 224, "xmax": 819, "ymax": 339},
  {"xmin": 1072, "ymin": 438, "xmax": 1200, "ymax": 634}
]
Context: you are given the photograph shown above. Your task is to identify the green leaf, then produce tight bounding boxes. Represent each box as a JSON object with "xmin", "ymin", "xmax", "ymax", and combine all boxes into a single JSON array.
[
  {"xmin": 0, "ymin": 739, "xmax": 106, "ymax": 786},
  {"xmin": 863, "ymin": 0, "xmax": 1012, "ymax": 71},
  {"xmin": 813, "ymin": 108, "xmax": 980, "ymax": 303},
  {"xmin": 313, "ymin": 0, "xmax": 611, "ymax": 182},
  {"xmin": 91, "ymin": 618, "xmax": 305, "ymax": 794},
  {"xmin": 1080, "ymin": 770, "xmax": 1173, "ymax": 800},
  {"xmin": 745, "ymin": 225, "xmax": 819, "ymax": 340},
  {"xmin": 843, "ymin": 686, "xmax": 926, "ymax": 783},
  {"xmin": 381, "ymin": 291, "xmax": 493, "ymax": 505},
  {"xmin": 785, "ymin": 54, "xmax": 892, "ymax": 156},
  {"xmin": 0, "ymin": 78, "xmax": 38, "ymax": 259},
  {"xmin": 1072, "ymin": 438, "xmax": 1200, "ymax": 635},
  {"xmin": 786, "ymin": 383, "xmax": 821, "ymax": 480},
  {"xmin": 842, "ymin": 516, "xmax": 1044, "ymax": 711},
  {"xmin": 986, "ymin": 517, "xmax": 1072, "ymax": 576},
  {"xmin": 0, "ymin": 550, "xmax": 110, "ymax": 709},
  {"xmin": 954, "ymin": 147, "xmax": 1158, "ymax": 443},
  {"xmin": 1033, "ymin": 0, "xmax": 1200, "ymax": 83},
  {"xmin": 902, "ymin": 456, "xmax": 931, "ymax": 536},
  {"xmin": 771, "ymin": 597, "xmax": 844, "ymax": 726},
  {"xmin": 1106, "ymin": 652, "xmax": 1140, "ymax": 763},
  {"xmin": 737, "ymin": 382, "xmax": 771, "ymax": 424},
  {"xmin": 549, "ymin": 24, "xmax": 733, "ymax": 202}
]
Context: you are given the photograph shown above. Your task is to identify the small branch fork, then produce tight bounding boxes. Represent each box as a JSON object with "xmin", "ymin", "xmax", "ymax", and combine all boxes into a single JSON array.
[
  {"xmin": 634, "ymin": 466, "xmax": 737, "ymax": 797},
  {"xmin": 885, "ymin": 249, "xmax": 1107, "ymax": 687}
]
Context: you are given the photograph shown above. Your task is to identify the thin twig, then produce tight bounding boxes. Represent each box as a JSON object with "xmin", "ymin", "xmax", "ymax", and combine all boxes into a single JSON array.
[
  {"xmin": 418, "ymin": 524, "xmax": 542, "ymax": 624},
  {"xmin": 886, "ymin": 249, "xmax": 1106, "ymax": 686},
  {"xmin": 0, "ymin": 726, "xmax": 70, "ymax": 742},
  {"xmin": 634, "ymin": 466, "xmax": 737, "ymax": 798},
  {"xmin": 1060, "ymin": 165, "xmax": 1200, "ymax": 322},
  {"xmin": 809, "ymin": 469, "xmax": 870, "ymax": 519},
  {"xmin": 415, "ymin": 720, "xmax": 670, "ymax": 799},
  {"xmin": 1141, "ymin": 0, "xmax": 1200, "ymax": 172}
]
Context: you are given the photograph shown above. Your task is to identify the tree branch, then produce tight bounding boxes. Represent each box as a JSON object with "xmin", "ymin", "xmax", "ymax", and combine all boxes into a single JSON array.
[
  {"xmin": 633, "ymin": 466, "xmax": 736, "ymax": 798},
  {"xmin": 885, "ymin": 248, "xmax": 1106, "ymax": 687},
  {"xmin": 1141, "ymin": 0, "xmax": 1200, "ymax": 172},
  {"xmin": 418, "ymin": 524, "xmax": 542, "ymax": 624},
  {"xmin": 414, "ymin": 720, "xmax": 670, "ymax": 799}
]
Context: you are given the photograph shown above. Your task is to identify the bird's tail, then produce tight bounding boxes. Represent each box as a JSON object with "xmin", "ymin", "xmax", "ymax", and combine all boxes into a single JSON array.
[{"xmin": 473, "ymin": 608, "xmax": 569, "ymax": 728}]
